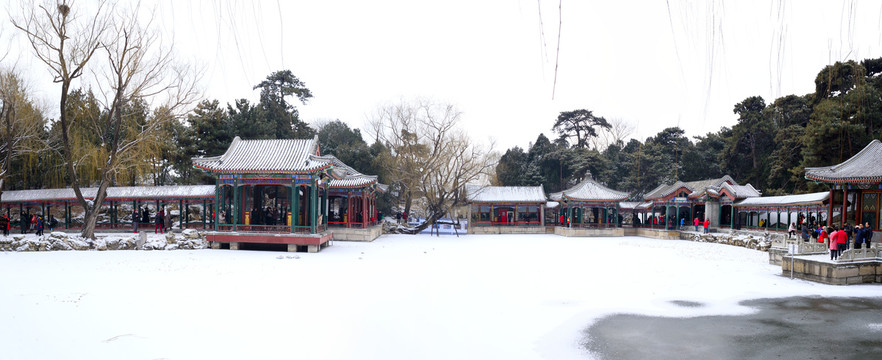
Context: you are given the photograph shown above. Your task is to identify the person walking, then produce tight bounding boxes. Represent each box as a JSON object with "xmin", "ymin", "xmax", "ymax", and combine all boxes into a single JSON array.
[
  {"xmin": 835, "ymin": 225, "xmax": 848, "ymax": 258},
  {"xmin": 703, "ymin": 218, "xmax": 710, "ymax": 234},
  {"xmin": 854, "ymin": 224, "xmax": 864, "ymax": 249},
  {"xmin": 35, "ymin": 216, "xmax": 44, "ymax": 237},
  {"xmin": 829, "ymin": 227, "xmax": 840, "ymax": 260},
  {"xmin": 48, "ymin": 214, "xmax": 57, "ymax": 232},
  {"xmin": 20, "ymin": 211, "xmax": 28, "ymax": 234},
  {"xmin": 133, "ymin": 208, "xmax": 139, "ymax": 233},
  {"xmin": 865, "ymin": 222, "xmax": 874, "ymax": 248},
  {"xmin": 0, "ymin": 214, "xmax": 8, "ymax": 236},
  {"xmin": 164, "ymin": 208, "xmax": 172, "ymax": 232},
  {"xmin": 817, "ymin": 225, "xmax": 828, "ymax": 244},
  {"xmin": 679, "ymin": 217, "xmax": 685, "ymax": 230},
  {"xmin": 693, "ymin": 216, "xmax": 700, "ymax": 232},
  {"xmin": 844, "ymin": 223, "xmax": 854, "ymax": 250},
  {"xmin": 155, "ymin": 208, "xmax": 164, "ymax": 234}
]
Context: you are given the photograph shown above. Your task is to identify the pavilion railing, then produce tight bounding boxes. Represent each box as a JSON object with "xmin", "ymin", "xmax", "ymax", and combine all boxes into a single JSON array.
[
  {"xmin": 471, "ymin": 221, "xmax": 542, "ymax": 227},
  {"xmin": 837, "ymin": 247, "xmax": 880, "ymax": 262}
]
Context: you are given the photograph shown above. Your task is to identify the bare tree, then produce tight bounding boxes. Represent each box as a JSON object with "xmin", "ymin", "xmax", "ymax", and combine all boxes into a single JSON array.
[
  {"xmin": 371, "ymin": 99, "xmax": 494, "ymax": 233},
  {"xmin": 15, "ymin": 1, "xmax": 199, "ymax": 239},
  {"xmin": 591, "ymin": 117, "xmax": 636, "ymax": 150}
]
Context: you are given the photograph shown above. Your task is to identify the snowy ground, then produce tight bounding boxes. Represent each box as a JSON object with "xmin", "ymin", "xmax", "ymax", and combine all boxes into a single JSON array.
[{"xmin": 0, "ymin": 233, "xmax": 879, "ymax": 360}]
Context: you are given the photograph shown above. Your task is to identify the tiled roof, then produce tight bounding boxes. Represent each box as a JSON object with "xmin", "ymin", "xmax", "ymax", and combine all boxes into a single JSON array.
[
  {"xmin": 805, "ymin": 140, "xmax": 882, "ymax": 184},
  {"xmin": 714, "ymin": 183, "xmax": 762, "ymax": 199},
  {"xmin": 645, "ymin": 175, "xmax": 736, "ymax": 201},
  {"xmin": 551, "ymin": 178, "xmax": 628, "ymax": 202},
  {"xmin": 734, "ymin": 192, "xmax": 829, "ymax": 207},
  {"xmin": 467, "ymin": 185, "xmax": 547, "ymax": 203},
  {"xmin": 619, "ymin": 201, "xmax": 653, "ymax": 210},
  {"xmin": 192, "ymin": 136, "xmax": 330, "ymax": 174},
  {"xmin": 316, "ymin": 155, "xmax": 380, "ymax": 189},
  {"xmin": 1, "ymin": 185, "xmax": 216, "ymax": 203}
]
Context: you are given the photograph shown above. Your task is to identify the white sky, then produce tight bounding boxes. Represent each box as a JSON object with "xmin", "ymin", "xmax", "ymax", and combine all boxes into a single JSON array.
[{"xmin": 5, "ymin": 0, "xmax": 882, "ymax": 151}]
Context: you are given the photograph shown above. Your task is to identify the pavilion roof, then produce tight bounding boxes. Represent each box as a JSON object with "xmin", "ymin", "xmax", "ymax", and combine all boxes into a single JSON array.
[
  {"xmin": 1, "ymin": 185, "xmax": 216, "ymax": 203},
  {"xmin": 619, "ymin": 201, "xmax": 653, "ymax": 210},
  {"xmin": 192, "ymin": 136, "xmax": 330, "ymax": 174},
  {"xmin": 466, "ymin": 185, "xmax": 547, "ymax": 203},
  {"xmin": 550, "ymin": 178, "xmax": 628, "ymax": 202},
  {"xmin": 644, "ymin": 175, "xmax": 736, "ymax": 201},
  {"xmin": 708, "ymin": 183, "xmax": 761, "ymax": 200},
  {"xmin": 734, "ymin": 192, "xmax": 829, "ymax": 208},
  {"xmin": 316, "ymin": 155, "xmax": 381, "ymax": 189},
  {"xmin": 805, "ymin": 140, "xmax": 882, "ymax": 184}
]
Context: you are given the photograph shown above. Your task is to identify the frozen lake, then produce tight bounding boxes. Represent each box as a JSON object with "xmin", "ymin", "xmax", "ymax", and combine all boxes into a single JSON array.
[{"xmin": 0, "ymin": 234, "xmax": 879, "ymax": 359}]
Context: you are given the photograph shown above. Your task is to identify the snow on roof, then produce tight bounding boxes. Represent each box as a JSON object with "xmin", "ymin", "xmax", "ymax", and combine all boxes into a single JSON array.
[
  {"xmin": 2, "ymin": 185, "xmax": 216, "ymax": 203},
  {"xmin": 619, "ymin": 201, "xmax": 652, "ymax": 210},
  {"xmin": 554, "ymin": 178, "xmax": 628, "ymax": 202},
  {"xmin": 734, "ymin": 192, "xmax": 829, "ymax": 208},
  {"xmin": 192, "ymin": 136, "xmax": 330, "ymax": 174},
  {"xmin": 316, "ymin": 154, "xmax": 381, "ymax": 189},
  {"xmin": 466, "ymin": 185, "xmax": 547, "ymax": 203},
  {"xmin": 724, "ymin": 183, "xmax": 761, "ymax": 198},
  {"xmin": 805, "ymin": 139, "xmax": 882, "ymax": 184},
  {"xmin": 546, "ymin": 201, "xmax": 560, "ymax": 208},
  {"xmin": 645, "ymin": 175, "xmax": 737, "ymax": 201}
]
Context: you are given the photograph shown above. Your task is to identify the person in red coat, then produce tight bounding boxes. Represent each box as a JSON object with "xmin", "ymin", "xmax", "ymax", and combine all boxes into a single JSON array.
[
  {"xmin": 835, "ymin": 225, "xmax": 848, "ymax": 256},
  {"xmin": 703, "ymin": 218, "xmax": 710, "ymax": 234},
  {"xmin": 693, "ymin": 217, "xmax": 700, "ymax": 232}
]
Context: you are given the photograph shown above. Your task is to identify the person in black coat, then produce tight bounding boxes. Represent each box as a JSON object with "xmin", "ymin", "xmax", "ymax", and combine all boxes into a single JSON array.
[{"xmin": 20, "ymin": 211, "xmax": 28, "ymax": 234}]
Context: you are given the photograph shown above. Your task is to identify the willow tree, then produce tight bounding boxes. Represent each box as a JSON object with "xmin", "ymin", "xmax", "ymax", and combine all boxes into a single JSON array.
[
  {"xmin": 370, "ymin": 99, "xmax": 494, "ymax": 233},
  {"xmin": 0, "ymin": 71, "xmax": 48, "ymax": 198},
  {"xmin": 15, "ymin": 1, "xmax": 199, "ymax": 239}
]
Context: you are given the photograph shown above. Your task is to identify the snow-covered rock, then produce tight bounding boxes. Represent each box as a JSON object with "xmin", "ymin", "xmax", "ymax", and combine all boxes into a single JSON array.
[
  {"xmin": 67, "ymin": 237, "xmax": 92, "ymax": 251},
  {"xmin": 182, "ymin": 229, "xmax": 201, "ymax": 240}
]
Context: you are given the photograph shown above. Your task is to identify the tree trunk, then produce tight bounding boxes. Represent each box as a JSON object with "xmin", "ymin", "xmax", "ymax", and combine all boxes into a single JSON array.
[
  {"xmin": 403, "ymin": 190, "xmax": 413, "ymax": 219},
  {"xmin": 397, "ymin": 210, "xmax": 445, "ymax": 235}
]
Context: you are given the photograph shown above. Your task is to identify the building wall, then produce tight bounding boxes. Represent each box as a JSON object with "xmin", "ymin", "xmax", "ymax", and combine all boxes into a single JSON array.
[
  {"xmin": 468, "ymin": 226, "xmax": 546, "ymax": 235},
  {"xmin": 554, "ymin": 226, "xmax": 624, "ymax": 237},
  {"xmin": 328, "ymin": 225, "xmax": 383, "ymax": 241},
  {"xmin": 705, "ymin": 200, "xmax": 721, "ymax": 226}
]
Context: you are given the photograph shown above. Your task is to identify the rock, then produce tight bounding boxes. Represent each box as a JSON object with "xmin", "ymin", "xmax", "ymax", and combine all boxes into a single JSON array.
[
  {"xmin": 165, "ymin": 232, "xmax": 177, "ymax": 244},
  {"xmin": 50, "ymin": 232, "xmax": 67, "ymax": 239},
  {"xmin": 67, "ymin": 237, "xmax": 92, "ymax": 251},
  {"xmin": 95, "ymin": 239, "xmax": 107, "ymax": 251},
  {"xmin": 15, "ymin": 243, "xmax": 29, "ymax": 252},
  {"xmin": 165, "ymin": 243, "xmax": 179, "ymax": 251},
  {"xmin": 50, "ymin": 240, "xmax": 73, "ymax": 251},
  {"xmin": 13, "ymin": 235, "xmax": 25, "ymax": 242},
  {"xmin": 182, "ymin": 229, "xmax": 201, "ymax": 239}
]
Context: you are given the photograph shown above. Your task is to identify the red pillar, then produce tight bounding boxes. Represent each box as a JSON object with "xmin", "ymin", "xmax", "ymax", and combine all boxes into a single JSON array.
[
  {"xmin": 828, "ymin": 188, "xmax": 834, "ymax": 227},
  {"xmin": 346, "ymin": 190, "xmax": 354, "ymax": 228},
  {"xmin": 842, "ymin": 186, "xmax": 848, "ymax": 227},
  {"xmin": 363, "ymin": 193, "xmax": 368, "ymax": 228}
]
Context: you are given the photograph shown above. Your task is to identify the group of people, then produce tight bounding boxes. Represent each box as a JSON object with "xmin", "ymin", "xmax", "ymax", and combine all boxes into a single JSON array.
[
  {"xmin": 822, "ymin": 222, "xmax": 874, "ymax": 260},
  {"xmin": 249, "ymin": 206, "xmax": 287, "ymax": 226},
  {"xmin": 131, "ymin": 207, "xmax": 171, "ymax": 234},
  {"xmin": 0, "ymin": 212, "xmax": 58, "ymax": 237},
  {"xmin": 692, "ymin": 216, "xmax": 711, "ymax": 233}
]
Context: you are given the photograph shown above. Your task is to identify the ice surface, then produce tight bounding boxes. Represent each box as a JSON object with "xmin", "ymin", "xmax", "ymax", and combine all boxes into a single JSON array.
[{"xmin": 0, "ymin": 234, "xmax": 878, "ymax": 360}]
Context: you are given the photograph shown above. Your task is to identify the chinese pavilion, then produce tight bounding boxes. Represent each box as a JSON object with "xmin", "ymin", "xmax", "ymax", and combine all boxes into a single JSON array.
[
  {"xmin": 549, "ymin": 178, "xmax": 628, "ymax": 231},
  {"xmin": 805, "ymin": 139, "xmax": 882, "ymax": 242},
  {"xmin": 192, "ymin": 136, "xmax": 384, "ymax": 251}
]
